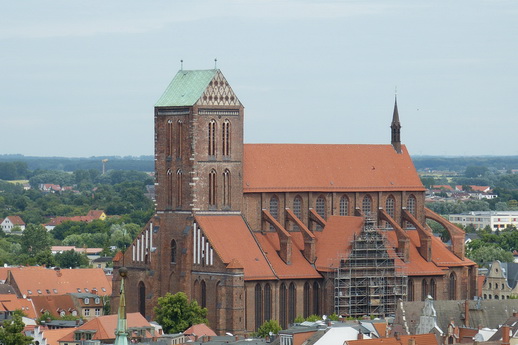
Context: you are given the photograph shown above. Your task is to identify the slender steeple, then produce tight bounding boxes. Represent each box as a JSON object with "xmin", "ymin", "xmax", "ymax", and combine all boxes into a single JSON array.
[
  {"xmin": 114, "ymin": 267, "xmax": 129, "ymax": 345},
  {"xmin": 391, "ymin": 95, "xmax": 402, "ymax": 154}
]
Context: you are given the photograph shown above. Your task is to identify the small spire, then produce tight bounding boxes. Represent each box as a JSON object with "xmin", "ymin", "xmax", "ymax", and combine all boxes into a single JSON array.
[
  {"xmin": 214, "ymin": 58, "xmax": 218, "ymax": 69},
  {"xmin": 391, "ymin": 94, "xmax": 402, "ymax": 154},
  {"xmin": 114, "ymin": 267, "xmax": 129, "ymax": 345},
  {"xmin": 180, "ymin": 60, "xmax": 183, "ymax": 71}
]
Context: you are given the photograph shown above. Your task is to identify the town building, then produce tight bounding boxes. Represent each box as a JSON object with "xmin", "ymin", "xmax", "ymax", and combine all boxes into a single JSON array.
[
  {"xmin": 449, "ymin": 211, "xmax": 518, "ymax": 230},
  {"xmin": 112, "ymin": 69, "xmax": 477, "ymax": 335},
  {"xmin": 0, "ymin": 215, "xmax": 26, "ymax": 233}
]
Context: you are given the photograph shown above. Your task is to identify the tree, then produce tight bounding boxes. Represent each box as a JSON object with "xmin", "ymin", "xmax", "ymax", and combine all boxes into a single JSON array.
[
  {"xmin": 467, "ymin": 246, "xmax": 514, "ymax": 268},
  {"xmin": 154, "ymin": 292, "xmax": 208, "ymax": 334},
  {"xmin": 20, "ymin": 224, "xmax": 51, "ymax": 259},
  {"xmin": 256, "ymin": 319, "xmax": 282, "ymax": 338},
  {"xmin": 55, "ymin": 250, "xmax": 89, "ymax": 268},
  {"xmin": 0, "ymin": 312, "xmax": 33, "ymax": 345}
]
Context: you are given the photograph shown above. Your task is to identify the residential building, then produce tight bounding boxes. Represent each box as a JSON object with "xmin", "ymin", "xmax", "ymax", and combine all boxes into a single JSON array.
[
  {"xmin": 449, "ymin": 211, "xmax": 518, "ymax": 230},
  {"xmin": 112, "ymin": 69, "xmax": 477, "ymax": 335},
  {"xmin": 481, "ymin": 261, "xmax": 518, "ymax": 300},
  {"xmin": 0, "ymin": 215, "xmax": 26, "ymax": 233}
]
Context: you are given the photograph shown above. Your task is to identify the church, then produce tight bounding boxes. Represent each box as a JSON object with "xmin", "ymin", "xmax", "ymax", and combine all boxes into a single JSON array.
[{"xmin": 112, "ymin": 69, "xmax": 477, "ymax": 335}]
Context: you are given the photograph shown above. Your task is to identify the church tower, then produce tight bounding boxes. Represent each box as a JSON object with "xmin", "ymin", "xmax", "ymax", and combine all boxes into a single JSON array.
[
  {"xmin": 391, "ymin": 96, "xmax": 402, "ymax": 154},
  {"xmin": 154, "ymin": 69, "xmax": 244, "ymax": 212}
]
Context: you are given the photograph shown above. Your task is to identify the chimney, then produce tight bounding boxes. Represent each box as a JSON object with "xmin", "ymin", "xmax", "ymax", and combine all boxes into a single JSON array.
[
  {"xmin": 395, "ymin": 332, "xmax": 401, "ymax": 341},
  {"xmin": 408, "ymin": 338, "xmax": 416, "ymax": 345},
  {"xmin": 358, "ymin": 332, "xmax": 364, "ymax": 340},
  {"xmin": 502, "ymin": 325, "xmax": 510, "ymax": 345},
  {"xmin": 513, "ymin": 312, "xmax": 518, "ymax": 317}
]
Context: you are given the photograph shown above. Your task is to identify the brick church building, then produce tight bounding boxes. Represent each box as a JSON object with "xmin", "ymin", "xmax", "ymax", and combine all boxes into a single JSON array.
[{"xmin": 112, "ymin": 69, "xmax": 477, "ymax": 335}]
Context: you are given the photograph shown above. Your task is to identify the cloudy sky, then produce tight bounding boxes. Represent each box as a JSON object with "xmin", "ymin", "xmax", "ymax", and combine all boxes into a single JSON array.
[{"xmin": 1, "ymin": 0, "xmax": 517, "ymax": 157}]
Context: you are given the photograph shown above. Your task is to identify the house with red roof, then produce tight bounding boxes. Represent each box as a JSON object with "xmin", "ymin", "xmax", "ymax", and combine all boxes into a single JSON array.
[
  {"xmin": 1, "ymin": 215, "xmax": 26, "ymax": 233},
  {"xmin": 112, "ymin": 69, "xmax": 477, "ymax": 335}
]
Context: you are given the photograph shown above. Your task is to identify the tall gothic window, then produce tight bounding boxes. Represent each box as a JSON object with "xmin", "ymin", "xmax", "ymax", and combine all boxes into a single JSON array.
[
  {"xmin": 177, "ymin": 120, "xmax": 183, "ymax": 159},
  {"xmin": 222, "ymin": 119, "xmax": 231, "ymax": 156},
  {"xmin": 255, "ymin": 284, "xmax": 263, "ymax": 329},
  {"xmin": 362, "ymin": 195, "xmax": 372, "ymax": 216},
  {"xmin": 293, "ymin": 196, "xmax": 302, "ymax": 230},
  {"xmin": 208, "ymin": 120, "xmax": 216, "ymax": 156},
  {"xmin": 288, "ymin": 283, "xmax": 296, "ymax": 325},
  {"xmin": 167, "ymin": 169, "xmax": 173, "ymax": 208},
  {"xmin": 316, "ymin": 196, "xmax": 326, "ymax": 219},
  {"xmin": 223, "ymin": 169, "xmax": 231, "ymax": 207},
  {"xmin": 270, "ymin": 195, "xmax": 279, "ymax": 230},
  {"xmin": 170, "ymin": 239, "xmax": 177, "ymax": 264},
  {"xmin": 303, "ymin": 282, "xmax": 310, "ymax": 318},
  {"xmin": 313, "ymin": 282, "xmax": 320, "ymax": 315},
  {"xmin": 407, "ymin": 195, "xmax": 416, "ymax": 216},
  {"xmin": 408, "ymin": 280, "xmax": 414, "ymax": 302},
  {"xmin": 340, "ymin": 195, "xmax": 349, "ymax": 216},
  {"xmin": 264, "ymin": 284, "xmax": 272, "ymax": 321},
  {"xmin": 176, "ymin": 169, "xmax": 182, "ymax": 208},
  {"xmin": 280, "ymin": 283, "xmax": 287, "ymax": 328},
  {"xmin": 138, "ymin": 281, "xmax": 146, "ymax": 317},
  {"xmin": 201, "ymin": 280, "xmax": 207, "ymax": 308},
  {"xmin": 209, "ymin": 169, "xmax": 217, "ymax": 207},
  {"xmin": 422, "ymin": 279, "xmax": 428, "ymax": 300},
  {"xmin": 167, "ymin": 119, "xmax": 173, "ymax": 157},
  {"xmin": 386, "ymin": 195, "xmax": 395, "ymax": 218},
  {"xmin": 449, "ymin": 273, "xmax": 456, "ymax": 300},
  {"xmin": 430, "ymin": 279, "xmax": 437, "ymax": 300}
]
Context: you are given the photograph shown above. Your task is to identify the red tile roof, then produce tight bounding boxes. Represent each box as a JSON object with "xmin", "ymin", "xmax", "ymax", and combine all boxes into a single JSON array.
[
  {"xmin": 41, "ymin": 328, "xmax": 76, "ymax": 345},
  {"xmin": 194, "ymin": 215, "xmax": 277, "ymax": 280},
  {"xmin": 7, "ymin": 267, "xmax": 112, "ymax": 297},
  {"xmin": 0, "ymin": 294, "xmax": 37, "ymax": 319},
  {"xmin": 30, "ymin": 294, "xmax": 76, "ymax": 318},
  {"xmin": 58, "ymin": 312, "xmax": 152, "ymax": 342},
  {"xmin": 5, "ymin": 215, "xmax": 25, "ymax": 225},
  {"xmin": 243, "ymin": 144, "xmax": 424, "ymax": 193}
]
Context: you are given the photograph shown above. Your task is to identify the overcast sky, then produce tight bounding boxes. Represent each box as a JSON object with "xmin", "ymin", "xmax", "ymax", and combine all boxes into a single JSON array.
[{"xmin": 1, "ymin": 0, "xmax": 517, "ymax": 157}]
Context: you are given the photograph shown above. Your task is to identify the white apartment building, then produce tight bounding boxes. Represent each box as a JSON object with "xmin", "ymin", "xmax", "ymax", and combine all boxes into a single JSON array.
[{"xmin": 449, "ymin": 211, "xmax": 518, "ymax": 230}]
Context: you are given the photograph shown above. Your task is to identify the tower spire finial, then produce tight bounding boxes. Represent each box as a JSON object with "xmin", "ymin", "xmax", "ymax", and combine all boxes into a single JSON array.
[
  {"xmin": 391, "ymin": 93, "xmax": 402, "ymax": 154},
  {"xmin": 180, "ymin": 59, "xmax": 183, "ymax": 71},
  {"xmin": 214, "ymin": 58, "xmax": 218, "ymax": 69},
  {"xmin": 114, "ymin": 267, "xmax": 129, "ymax": 345}
]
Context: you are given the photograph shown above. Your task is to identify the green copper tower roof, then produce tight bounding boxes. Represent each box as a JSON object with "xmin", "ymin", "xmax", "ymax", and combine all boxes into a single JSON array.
[{"xmin": 155, "ymin": 69, "xmax": 218, "ymax": 107}]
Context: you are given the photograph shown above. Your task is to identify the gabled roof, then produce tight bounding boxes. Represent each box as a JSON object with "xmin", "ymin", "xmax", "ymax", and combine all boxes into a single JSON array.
[
  {"xmin": 7, "ymin": 267, "xmax": 112, "ymax": 297},
  {"xmin": 0, "ymin": 294, "xmax": 37, "ymax": 319},
  {"xmin": 40, "ymin": 328, "xmax": 76, "ymax": 345},
  {"xmin": 194, "ymin": 215, "xmax": 277, "ymax": 280},
  {"xmin": 4, "ymin": 215, "xmax": 25, "ymax": 225},
  {"xmin": 30, "ymin": 294, "xmax": 76, "ymax": 318},
  {"xmin": 58, "ymin": 312, "xmax": 151, "ymax": 342},
  {"xmin": 156, "ymin": 69, "xmax": 216, "ymax": 106},
  {"xmin": 243, "ymin": 144, "xmax": 424, "ymax": 193}
]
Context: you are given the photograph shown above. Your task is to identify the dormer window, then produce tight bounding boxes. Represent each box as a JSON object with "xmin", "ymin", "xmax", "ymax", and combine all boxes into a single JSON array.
[
  {"xmin": 28, "ymin": 290, "xmax": 32, "ymax": 295},
  {"xmin": 53, "ymin": 289, "xmax": 58, "ymax": 294},
  {"xmin": 85, "ymin": 288, "xmax": 89, "ymax": 293},
  {"xmin": 37, "ymin": 290, "xmax": 42, "ymax": 294},
  {"xmin": 77, "ymin": 288, "xmax": 81, "ymax": 293},
  {"xmin": 46, "ymin": 289, "xmax": 51, "ymax": 294},
  {"xmin": 101, "ymin": 287, "xmax": 106, "ymax": 292},
  {"xmin": 95, "ymin": 298, "xmax": 100, "ymax": 305},
  {"xmin": 84, "ymin": 298, "xmax": 90, "ymax": 305}
]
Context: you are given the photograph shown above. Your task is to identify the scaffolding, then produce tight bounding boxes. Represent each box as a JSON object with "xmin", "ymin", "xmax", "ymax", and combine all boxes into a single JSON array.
[{"xmin": 334, "ymin": 217, "xmax": 407, "ymax": 318}]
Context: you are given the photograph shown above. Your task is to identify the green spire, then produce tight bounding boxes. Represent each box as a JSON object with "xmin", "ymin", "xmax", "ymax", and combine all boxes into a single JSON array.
[
  {"xmin": 155, "ymin": 69, "xmax": 218, "ymax": 107},
  {"xmin": 114, "ymin": 267, "xmax": 129, "ymax": 345}
]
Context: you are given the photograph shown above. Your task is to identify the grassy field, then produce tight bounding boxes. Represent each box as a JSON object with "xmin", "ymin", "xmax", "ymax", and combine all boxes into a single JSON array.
[{"xmin": 5, "ymin": 180, "xmax": 29, "ymax": 184}]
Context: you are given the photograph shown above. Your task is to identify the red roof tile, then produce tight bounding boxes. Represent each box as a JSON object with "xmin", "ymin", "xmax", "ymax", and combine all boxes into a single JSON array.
[
  {"xmin": 194, "ymin": 215, "xmax": 277, "ymax": 280},
  {"xmin": 5, "ymin": 216, "xmax": 25, "ymax": 225},
  {"xmin": 41, "ymin": 328, "xmax": 76, "ymax": 345},
  {"xmin": 0, "ymin": 294, "xmax": 37, "ymax": 319},
  {"xmin": 8, "ymin": 267, "xmax": 112, "ymax": 296},
  {"xmin": 243, "ymin": 144, "xmax": 424, "ymax": 193},
  {"xmin": 30, "ymin": 295, "xmax": 76, "ymax": 318}
]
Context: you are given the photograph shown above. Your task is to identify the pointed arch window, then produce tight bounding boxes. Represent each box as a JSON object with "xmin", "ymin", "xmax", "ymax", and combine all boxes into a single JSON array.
[
  {"xmin": 386, "ymin": 195, "xmax": 395, "ymax": 218},
  {"xmin": 209, "ymin": 169, "xmax": 217, "ymax": 207},
  {"xmin": 264, "ymin": 284, "xmax": 272, "ymax": 322},
  {"xmin": 171, "ymin": 239, "xmax": 177, "ymax": 264},
  {"xmin": 201, "ymin": 280, "xmax": 207, "ymax": 308},
  {"xmin": 222, "ymin": 119, "xmax": 231, "ymax": 156},
  {"xmin": 223, "ymin": 169, "xmax": 231, "ymax": 207},
  {"xmin": 270, "ymin": 195, "xmax": 279, "ymax": 230},
  {"xmin": 279, "ymin": 283, "xmax": 287, "ymax": 329},
  {"xmin": 407, "ymin": 195, "xmax": 416, "ymax": 216},
  {"xmin": 177, "ymin": 120, "xmax": 183, "ymax": 159},
  {"xmin": 340, "ymin": 195, "xmax": 349, "ymax": 216},
  {"xmin": 316, "ymin": 196, "xmax": 326, "ymax": 219},
  {"xmin": 255, "ymin": 284, "xmax": 263, "ymax": 329},
  {"xmin": 449, "ymin": 273, "xmax": 456, "ymax": 300},
  {"xmin": 138, "ymin": 281, "xmax": 146, "ymax": 317},
  {"xmin": 167, "ymin": 119, "xmax": 173, "ymax": 157},
  {"xmin": 303, "ymin": 282, "xmax": 310, "ymax": 318},
  {"xmin": 208, "ymin": 120, "xmax": 216, "ymax": 156},
  {"xmin": 430, "ymin": 279, "xmax": 437, "ymax": 300},
  {"xmin": 176, "ymin": 169, "xmax": 182, "ymax": 208},
  {"xmin": 422, "ymin": 279, "xmax": 428, "ymax": 300},
  {"xmin": 408, "ymin": 279, "xmax": 414, "ymax": 302},
  {"xmin": 313, "ymin": 282, "xmax": 320, "ymax": 315},
  {"xmin": 293, "ymin": 196, "xmax": 302, "ymax": 230},
  {"xmin": 167, "ymin": 169, "xmax": 173, "ymax": 208},
  {"xmin": 362, "ymin": 195, "xmax": 372, "ymax": 216},
  {"xmin": 288, "ymin": 283, "xmax": 296, "ymax": 325}
]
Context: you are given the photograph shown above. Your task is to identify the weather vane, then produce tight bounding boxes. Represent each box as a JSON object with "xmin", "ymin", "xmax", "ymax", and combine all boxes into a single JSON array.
[
  {"xmin": 214, "ymin": 58, "xmax": 218, "ymax": 69},
  {"xmin": 180, "ymin": 59, "xmax": 183, "ymax": 71}
]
